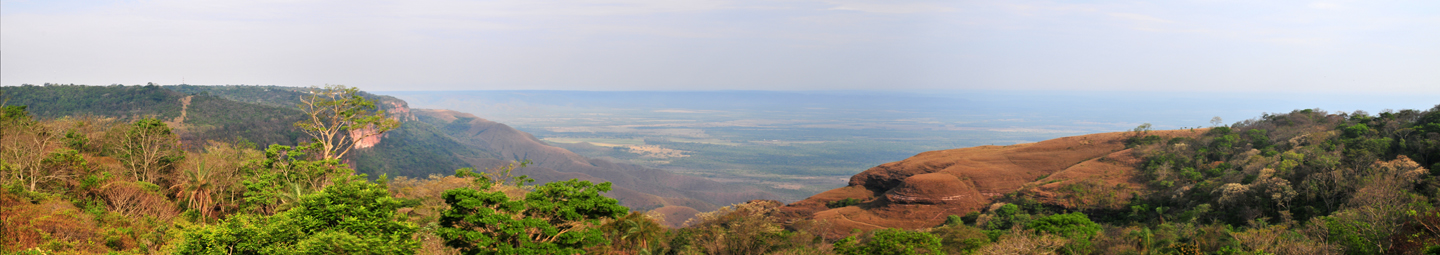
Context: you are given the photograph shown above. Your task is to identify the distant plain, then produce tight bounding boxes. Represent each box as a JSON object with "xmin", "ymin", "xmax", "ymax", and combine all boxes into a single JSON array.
[{"xmin": 386, "ymin": 90, "xmax": 1434, "ymax": 202}]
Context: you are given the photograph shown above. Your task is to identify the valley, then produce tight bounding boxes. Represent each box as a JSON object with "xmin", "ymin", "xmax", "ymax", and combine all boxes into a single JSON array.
[{"xmin": 387, "ymin": 90, "xmax": 1437, "ymax": 202}]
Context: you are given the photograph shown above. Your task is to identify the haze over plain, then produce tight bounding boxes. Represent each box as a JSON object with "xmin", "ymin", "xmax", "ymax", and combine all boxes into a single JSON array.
[{"xmin": 2, "ymin": 0, "xmax": 1437, "ymax": 94}]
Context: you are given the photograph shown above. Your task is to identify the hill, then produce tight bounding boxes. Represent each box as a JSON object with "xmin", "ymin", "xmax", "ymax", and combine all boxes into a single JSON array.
[
  {"xmin": 3, "ymin": 84, "xmax": 477, "ymax": 177},
  {"xmin": 2, "ymin": 84, "xmax": 771, "ymax": 226},
  {"xmin": 5, "ymin": 86, "xmax": 1439, "ymax": 254},
  {"xmin": 771, "ymin": 106, "xmax": 1440, "ymax": 254},
  {"xmin": 413, "ymin": 109, "xmax": 776, "ymax": 226},
  {"xmin": 776, "ymin": 129, "xmax": 1203, "ymax": 237}
]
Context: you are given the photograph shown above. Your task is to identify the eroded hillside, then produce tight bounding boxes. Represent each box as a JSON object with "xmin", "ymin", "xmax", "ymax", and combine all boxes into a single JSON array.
[{"xmin": 779, "ymin": 129, "xmax": 1204, "ymax": 237}]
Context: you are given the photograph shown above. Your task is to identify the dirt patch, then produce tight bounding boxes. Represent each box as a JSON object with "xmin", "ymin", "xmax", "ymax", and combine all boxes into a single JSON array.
[
  {"xmin": 651, "ymin": 206, "xmax": 702, "ymax": 228},
  {"xmin": 169, "ymin": 95, "xmax": 194, "ymax": 125}
]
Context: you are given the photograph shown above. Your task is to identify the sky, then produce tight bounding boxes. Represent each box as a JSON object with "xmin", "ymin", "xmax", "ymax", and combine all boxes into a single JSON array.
[{"xmin": 2, "ymin": 0, "xmax": 1437, "ymax": 93}]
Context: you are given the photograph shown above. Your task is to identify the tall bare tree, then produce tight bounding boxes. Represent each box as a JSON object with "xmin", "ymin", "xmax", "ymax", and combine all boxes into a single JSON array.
[
  {"xmin": 115, "ymin": 118, "xmax": 184, "ymax": 184},
  {"xmin": 294, "ymin": 85, "xmax": 400, "ymax": 160},
  {"xmin": 0, "ymin": 109, "xmax": 60, "ymax": 191}
]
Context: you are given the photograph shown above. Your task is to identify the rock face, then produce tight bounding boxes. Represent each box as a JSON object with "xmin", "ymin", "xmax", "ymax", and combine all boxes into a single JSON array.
[
  {"xmin": 883, "ymin": 173, "xmax": 983, "ymax": 205},
  {"xmin": 352, "ymin": 98, "xmax": 419, "ymax": 149},
  {"xmin": 778, "ymin": 129, "xmax": 1204, "ymax": 238},
  {"xmin": 349, "ymin": 126, "xmax": 384, "ymax": 149}
]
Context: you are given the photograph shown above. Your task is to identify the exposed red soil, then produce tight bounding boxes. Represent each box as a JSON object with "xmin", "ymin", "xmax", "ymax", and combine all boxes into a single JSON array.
[{"xmin": 777, "ymin": 129, "xmax": 1204, "ymax": 238}]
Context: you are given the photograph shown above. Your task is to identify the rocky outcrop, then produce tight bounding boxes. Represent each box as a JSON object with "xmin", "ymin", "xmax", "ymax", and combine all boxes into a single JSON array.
[
  {"xmin": 883, "ymin": 173, "xmax": 984, "ymax": 205},
  {"xmin": 349, "ymin": 126, "xmax": 384, "ymax": 149},
  {"xmin": 778, "ymin": 129, "xmax": 1204, "ymax": 238},
  {"xmin": 350, "ymin": 97, "xmax": 418, "ymax": 149}
]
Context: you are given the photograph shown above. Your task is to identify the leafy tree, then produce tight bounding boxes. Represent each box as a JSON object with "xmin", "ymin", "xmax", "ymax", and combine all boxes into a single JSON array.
[
  {"xmin": 1027, "ymin": 212, "xmax": 1101, "ymax": 254},
  {"xmin": 2, "ymin": 105, "xmax": 30, "ymax": 123},
  {"xmin": 294, "ymin": 85, "xmax": 400, "ymax": 160},
  {"xmin": 985, "ymin": 203, "xmax": 1029, "ymax": 231},
  {"xmin": 41, "ymin": 149, "xmax": 89, "ymax": 192},
  {"xmin": 1027, "ymin": 212, "xmax": 1101, "ymax": 238},
  {"xmin": 834, "ymin": 228, "xmax": 945, "ymax": 255},
  {"xmin": 241, "ymin": 144, "xmax": 351, "ymax": 215},
  {"xmin": 177, "ymin": 174, "xmax": 419, "ymax": 254},
  {"xmin": 436, "ymin": 178, "xmax": 627, "ymax": 254}
]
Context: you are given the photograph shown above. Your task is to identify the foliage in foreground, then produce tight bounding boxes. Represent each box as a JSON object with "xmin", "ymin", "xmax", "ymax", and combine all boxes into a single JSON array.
[
  {"xmin": 176, "ymin": 175, "xmax": 419, "ymax": 254},
  {"xmin": 6, "ymin": 85, "xmax": 1440, "ymax": 254}
]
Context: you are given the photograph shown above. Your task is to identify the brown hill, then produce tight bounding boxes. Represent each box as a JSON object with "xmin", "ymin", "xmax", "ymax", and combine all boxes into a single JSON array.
[
  {"xmin": 412, "ymin": 109, "xmax": 774, "ymax": 227},
  {"xmin": 777, "ymin": 129, "xmax": 1203, "ymax": 237}
]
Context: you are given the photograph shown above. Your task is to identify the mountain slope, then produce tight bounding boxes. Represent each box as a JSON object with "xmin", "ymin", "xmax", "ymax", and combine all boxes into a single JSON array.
[
  {"xmin": 5, "ymin": 84, "xmax": 772, "ymax": 226},
  {"xmin": 413, "ymin": 109, "xmax": 776, "ymax": 226},
  {"xmin": 778, "ymin": 129, "xmax": 1203, "ymax": 237}
]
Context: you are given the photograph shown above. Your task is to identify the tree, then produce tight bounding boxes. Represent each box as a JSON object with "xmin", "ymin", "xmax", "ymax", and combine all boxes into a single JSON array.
[
  {"xmin": 177, "ymin": 175, "xmax": 420, "ymax": 254},
  {"xmin": 436, "ymin": 178, "xmax": 627, "ymax": 255},
  {"xmin": 1027, "ymin": 212, "xmax": 1101, "ymax": 254},
  {"xmin": 1133, "ymin": 123, "xmax": 1153, "ymax": 134},
  {"xmin": 0, "ymin": 106, "xmax": 62, "ymax": 192},
  {"xmin": 241, "ymin": 144, "xmax": 351, "ymax": 215},
  {"xmin": 171, "ymin": 141, "xmax": 263, "ymax": 220},
  {"xmin": 597, "ymin": 211, "xmax": 667, "ymax": 254},
  {"xmin": 115, "ymin": 118, "xmax": 184, "ymax": 184},
  {"xmin": 294, "ymin": 85, "xmax": 399, "ymax": 160},
  {"xmin": 42, "ymin": 149, "xmax": 90, "ymax": 193},
  {"xmin": 834, "ymin": 228, "xmax": 945, "ymax": 255}
]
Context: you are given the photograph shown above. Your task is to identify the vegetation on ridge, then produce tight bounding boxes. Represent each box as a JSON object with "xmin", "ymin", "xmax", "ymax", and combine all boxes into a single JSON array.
[{"xmin": 4, "ymin": 84, "xmax": 1439, "ymax": 254}]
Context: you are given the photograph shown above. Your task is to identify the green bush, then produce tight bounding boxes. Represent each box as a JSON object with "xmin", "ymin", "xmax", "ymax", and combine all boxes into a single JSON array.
[
  {"xmin": 835, "ymin": 228, "xmax": 945, "ymax": 255},
  {"xmin": 1027, "ymin": 212, "xmax": 1101, "ymax": 254},
  {"xmin": 177, "ymin": 175, "xmax": 419, "ymax": 254},
  {"xmin": 828, "ymin": 198, "xmax": 862, "ymax": 208},
  {"xmin": 437, "ymin": 179, "xmax": 627, "ymax": 254}
]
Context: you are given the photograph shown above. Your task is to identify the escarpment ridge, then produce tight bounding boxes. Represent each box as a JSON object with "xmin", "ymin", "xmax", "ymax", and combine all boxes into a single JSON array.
[{"xmin": 777, "ymin": 129, "xmax": 1204, "ymax": 237}]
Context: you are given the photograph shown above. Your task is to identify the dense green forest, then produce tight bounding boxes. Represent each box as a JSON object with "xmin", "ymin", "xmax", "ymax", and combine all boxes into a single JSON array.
[
  {"xmin": 164, "ymin": 85, "xmax": 309, "ymax": 108},
  {"xmin": 4, "ymin": 84, "xmax": 1439, "ymax": 254},
  {"xmin": 4, "ymin": 84, "xmax": 184, "ymax": 121}
]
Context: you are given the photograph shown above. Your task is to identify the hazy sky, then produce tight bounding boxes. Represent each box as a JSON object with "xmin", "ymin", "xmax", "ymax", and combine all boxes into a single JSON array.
[{"xmin": 2, "ymin": 0, "xmax": 1437, "ymax": 92}]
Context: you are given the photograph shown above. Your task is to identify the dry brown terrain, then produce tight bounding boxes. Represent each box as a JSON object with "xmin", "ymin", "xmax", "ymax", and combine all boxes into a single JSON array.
[{"xmin": 777, "ymin": 129, "xmax": 1204, "ymax": 238}]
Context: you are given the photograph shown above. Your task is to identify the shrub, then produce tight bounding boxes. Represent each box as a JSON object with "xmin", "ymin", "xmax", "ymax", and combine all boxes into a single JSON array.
[
  {"xmin": 176, "ymin": 175, "xmax": 419, "ymax": 254},
  {"xmin": 436, "ymin": 179, "xmax": 626, "ymax": 255},
  {"xmin": 835, "ymin": 228, "xmax": 944, "ymax": 255},
  {"xmin": 827, "ymin": 198, "xmax": 862, "ymax": 208}
]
